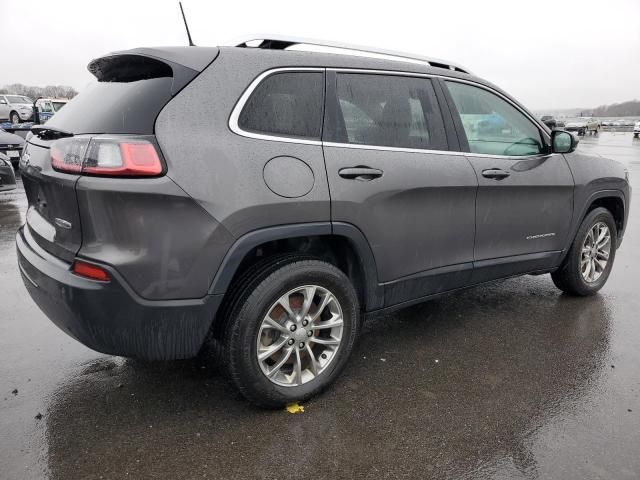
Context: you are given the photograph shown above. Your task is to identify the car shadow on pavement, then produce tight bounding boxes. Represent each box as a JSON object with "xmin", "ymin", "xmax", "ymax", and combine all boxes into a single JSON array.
[{"xmin": 43, "ymin": 275, "xmax": 612, "ymax": 480}]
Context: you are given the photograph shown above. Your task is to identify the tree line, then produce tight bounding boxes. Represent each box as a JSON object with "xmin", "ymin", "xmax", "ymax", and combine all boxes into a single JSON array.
[
  {"xmin": 591, "ymin": 100, "xmax": 640, "ymax": 117},
  {"xmin": 0, "ymin": 83, "xmax": 78, "ymax": 100}
]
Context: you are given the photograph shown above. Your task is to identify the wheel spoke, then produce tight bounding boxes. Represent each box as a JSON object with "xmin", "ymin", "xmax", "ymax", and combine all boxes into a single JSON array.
[
  {"xmin": 258, "ymin": 336, "xmax": 289, "ymax": 361},
  {"xmin": 597, "ymin": 235, "xmax": 610, "ymax": 250},
  {"xmin": 595, "ymin": 258, "xmax": 607, "ymax": 271},
  {"xmin": 583, "ymin": 258, "xmax": 592, "ymax": 278},
  {"xmin": 267, "ymin": 347, "xmax": 294, "ymax": 377},
  {"xmin": 305, "ymin": 344, "xmax": 319, "ymax": 376},
  {"xmin": 300, "ymin": 286, "xmax": 317, "ymax": 317},
  {"xmin": 262, "ymin": 317, "xmax": 290, "ymax": 334},
  {"xmin": 293, "ymin": 348, "xmax": 303, "ymax": 385},
  {"xmin": 276, "ymin": 294, "xmax": 295, "ymax": 318},
  {"xmin": 311, "ymin": 314, "xmax": 343, "ymax": 330},
  {"xmin": 309, "ymin": 336, "xmax": 340, "ymax": 346},
  {"xmin": 310, "ymin": 292, "xmax": 334, "ymax": 323},
  {"xmin": 596, "ymin": 250, "xmax": 609, "ymax": 260}
]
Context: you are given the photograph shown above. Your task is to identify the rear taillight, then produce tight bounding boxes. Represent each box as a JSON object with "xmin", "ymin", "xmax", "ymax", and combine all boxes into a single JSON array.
[{"xmin": 51, "ymin": 136, "xmax": 163, "ymax": 177}]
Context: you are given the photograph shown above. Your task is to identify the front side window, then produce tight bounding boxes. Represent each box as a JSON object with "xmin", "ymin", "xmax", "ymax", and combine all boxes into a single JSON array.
[
  {"xmin": 332, "ymin": 74, "xmax": 447, "ymax": 150},
  {"xmin": 446, "ymin": 81, "xmax": 543, "ymax": 156},
  {"xmin": 238, "ymin": 71, "xmax": 324, "ymax": 140}
]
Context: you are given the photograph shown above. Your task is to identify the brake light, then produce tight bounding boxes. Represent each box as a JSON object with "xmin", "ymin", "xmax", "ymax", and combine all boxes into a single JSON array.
[
  {"xmin": 51, "ymin": 136, "xmax": 163, "ymax": 177},
  {"xmin": 72, "ymin": 260, "xmax": 110, "ymax": 282}
]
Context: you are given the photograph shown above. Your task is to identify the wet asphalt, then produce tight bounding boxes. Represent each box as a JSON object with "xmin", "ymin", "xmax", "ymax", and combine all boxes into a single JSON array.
[{"xmin": 1, "ymin": 132, "xmax": 639, "ymax": 479}]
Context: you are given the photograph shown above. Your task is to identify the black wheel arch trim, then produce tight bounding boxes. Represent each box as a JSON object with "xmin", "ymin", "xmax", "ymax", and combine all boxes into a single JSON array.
[
  {"xmin": 562, "ymin": 189, "xmax": 627, "ymax": 263},
  {"xmin": 207, "ymin": 222, "xmax": 384, "ymax": 311}
]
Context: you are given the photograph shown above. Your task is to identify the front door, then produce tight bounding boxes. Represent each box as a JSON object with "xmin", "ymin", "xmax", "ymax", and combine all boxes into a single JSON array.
[
  {"xmin": 323, "ymin": 71, "xmax": 478, "ymax": 306},
  {"xmin": 443, "ymin": 80, "xmax": 574, "ymax": 281}
]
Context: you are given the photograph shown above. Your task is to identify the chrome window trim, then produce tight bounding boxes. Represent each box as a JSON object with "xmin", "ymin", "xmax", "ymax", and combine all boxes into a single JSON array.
[
  {"xmin": 228, "ymin": 67, "xmax": 324, "ymax": 146},
  {"xmin": 228, "ymin": 67, "xmax": 549, "ymax": 158},
  {"xmin": 323, "ymin": 141, "xmax": 553, "ymax": 161}
]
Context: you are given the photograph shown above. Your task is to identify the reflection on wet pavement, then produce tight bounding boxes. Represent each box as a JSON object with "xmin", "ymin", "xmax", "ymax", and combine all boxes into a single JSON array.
[{"xmin": 1, "ymin": 133, "xmax": 639, "ymax": 479}]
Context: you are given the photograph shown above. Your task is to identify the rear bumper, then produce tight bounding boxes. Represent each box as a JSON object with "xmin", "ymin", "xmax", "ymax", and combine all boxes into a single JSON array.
[{"xmin": 16, "ymin": 226, "xmax": 222, "ymax": 360}]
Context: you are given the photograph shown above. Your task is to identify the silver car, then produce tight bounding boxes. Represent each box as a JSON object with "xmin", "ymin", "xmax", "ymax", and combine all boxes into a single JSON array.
[{"xmin": 0, "ymin": 94, "xmax": 34, "ymax": 124}]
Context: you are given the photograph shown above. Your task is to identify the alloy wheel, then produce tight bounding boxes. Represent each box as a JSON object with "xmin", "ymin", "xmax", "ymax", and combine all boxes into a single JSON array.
[
  {"xmin": 256, "ymin": 285, "xmax": 344, "ymax": 387},
  {"xmin": 580, "ymin": 222, "xmax": 611, "ymax": 283}
]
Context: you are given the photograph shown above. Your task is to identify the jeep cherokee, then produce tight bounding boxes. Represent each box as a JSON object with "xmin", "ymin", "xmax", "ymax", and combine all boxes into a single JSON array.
[{"xmin": 16, "ymin": 37, "xmax": 630, "ymax": 407}]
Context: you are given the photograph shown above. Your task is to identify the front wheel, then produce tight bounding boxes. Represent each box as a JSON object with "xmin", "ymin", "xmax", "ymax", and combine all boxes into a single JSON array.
[
  {"xmin": 222, "ymin": 257, "xmax": 360, "ymax": 407},
  {"xmin": 10, "ymin": 111, "xmax": 20, "ymax": 124},
  {"xmin": 551, "ymin": 207, "xmax": 617, "ymax": 296}
]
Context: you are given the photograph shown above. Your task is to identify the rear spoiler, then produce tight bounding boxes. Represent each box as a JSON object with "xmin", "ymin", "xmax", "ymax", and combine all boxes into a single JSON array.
[{"xmin": 87, "ymin": 47, "xmax": 219, "ymax": 95}]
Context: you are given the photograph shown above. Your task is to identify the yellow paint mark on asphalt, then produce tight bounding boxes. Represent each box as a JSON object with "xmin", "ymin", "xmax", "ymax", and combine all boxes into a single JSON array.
[{"xmin": 286, "ymin": 403, "xmax": 305, "ymax": 414}]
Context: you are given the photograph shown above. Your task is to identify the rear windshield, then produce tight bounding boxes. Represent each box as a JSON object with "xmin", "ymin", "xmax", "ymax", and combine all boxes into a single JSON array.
[{"xmin": 45, "ymin": 77, "xmax": 173, "ymax": 134}]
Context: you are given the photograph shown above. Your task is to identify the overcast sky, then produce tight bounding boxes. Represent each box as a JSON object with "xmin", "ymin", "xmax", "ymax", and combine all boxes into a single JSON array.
[{"xmin": 1, "ymin": 0, "xmax": 638, "ymax": 110}]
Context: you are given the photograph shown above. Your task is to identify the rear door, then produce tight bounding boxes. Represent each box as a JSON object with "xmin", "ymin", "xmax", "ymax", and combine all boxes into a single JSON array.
[
  {"xmin": 442, "ymin": 79, "xmax": 574, "ymax": 281},
  {"xmin": 323, "ymin": 71, "xmax": 478, "ymax": 306}
]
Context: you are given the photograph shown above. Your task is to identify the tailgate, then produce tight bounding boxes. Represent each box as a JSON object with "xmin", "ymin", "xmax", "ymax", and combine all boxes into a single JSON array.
[{"xmin": 21, "ymin": 138, "xmax": 82, "ymax": 262}]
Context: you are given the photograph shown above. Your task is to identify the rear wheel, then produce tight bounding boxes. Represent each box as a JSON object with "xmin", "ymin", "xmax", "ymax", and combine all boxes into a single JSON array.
[
  {"xmin": 551, "ymin": 207, "xmax": 617, "ymax": 296},
  {"xmin": 222, "ymin": 257, "xmax": 360, "ymax": 407}
]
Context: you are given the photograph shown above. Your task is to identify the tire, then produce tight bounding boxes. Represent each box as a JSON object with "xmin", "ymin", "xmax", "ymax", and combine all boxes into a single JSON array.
[
  {"xmin": 10, "ymin": 111, "xmax": 20, "ymax": 124},
  {"xmin": 551, "ymin": 207, "xmax": 617, "ymax": 296},
  {"xmin": 221, "ymin": 256, "xmax": 360, "ymax": 407}
]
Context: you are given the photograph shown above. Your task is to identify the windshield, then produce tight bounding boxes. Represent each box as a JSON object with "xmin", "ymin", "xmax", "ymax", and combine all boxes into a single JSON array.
[
  {"xmin": 52, "ymin": 101, "xmax": 67, "ymax": 111},
  {"xmin": 6, "ymin": 95, "xmax": 32, "ymax": 104}
]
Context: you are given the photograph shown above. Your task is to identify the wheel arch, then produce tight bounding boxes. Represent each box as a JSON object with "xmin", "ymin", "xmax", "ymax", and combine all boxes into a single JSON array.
[
  {"xmin": 208, "ymin": 222, "xmax": 383, "ymax": 311},
  {"xmin": 564, "ymin": 189, "xmax": 627, "ymax": 259}
]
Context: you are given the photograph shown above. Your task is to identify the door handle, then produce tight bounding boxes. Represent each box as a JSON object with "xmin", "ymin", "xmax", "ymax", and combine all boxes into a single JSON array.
[
  {"xmin": 481, "ymin": 168, "xmax": 510, "ymax": 180},
  {"xmin": 338, "ymin": 167, "xmax": 383, "ymax": 181}
]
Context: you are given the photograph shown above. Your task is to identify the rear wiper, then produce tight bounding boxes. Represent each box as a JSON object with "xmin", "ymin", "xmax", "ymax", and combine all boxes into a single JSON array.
[{"xmin": 31, "ymin": 126, "xmax": 74, "ymax": 140}]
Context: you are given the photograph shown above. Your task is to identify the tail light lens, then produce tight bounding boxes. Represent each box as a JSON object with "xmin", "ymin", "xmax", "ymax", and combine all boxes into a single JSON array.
[
  {"xmin": 51, "ymin": 136, "xmax": 163, "ymax": 177},
  {"xmin": 72, "ymin": 260, "xmax": 111, "ymax": 282}
]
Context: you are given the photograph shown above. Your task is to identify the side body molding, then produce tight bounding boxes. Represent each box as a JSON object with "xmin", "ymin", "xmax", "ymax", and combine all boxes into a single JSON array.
[{"xmin": 208, "ymin": 222, "xmax": 384, "ymax": 311}]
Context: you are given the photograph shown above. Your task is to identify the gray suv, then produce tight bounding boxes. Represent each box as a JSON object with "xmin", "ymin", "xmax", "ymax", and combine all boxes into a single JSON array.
[{"xmin": 16, "ymin": 37, "xmax": 630, "ymax": 407}]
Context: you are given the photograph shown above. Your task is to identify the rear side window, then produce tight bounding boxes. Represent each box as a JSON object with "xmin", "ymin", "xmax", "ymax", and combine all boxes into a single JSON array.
[
  {"xmin": 329, "ymin": 74, "xmax": 447, "ymax": 151},
  {"xmin": 238, "ymin": 72, "xmax": 324, "ymax": 140}
]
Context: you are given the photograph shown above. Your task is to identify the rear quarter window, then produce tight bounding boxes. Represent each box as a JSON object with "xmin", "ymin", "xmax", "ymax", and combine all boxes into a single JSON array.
[{"xmin": 237, "ymin": 71, "xmax": 324, "ymax": 140}]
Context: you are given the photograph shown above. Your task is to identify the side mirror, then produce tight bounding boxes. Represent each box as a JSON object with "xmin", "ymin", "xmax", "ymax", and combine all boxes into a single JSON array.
[
  {"xmin": 0, "ymin": 99, "xmax": 7, "ymax": 104},
  {"xmin": 551, "ymin": 130, "xmax": 578, "ymax": 154}
]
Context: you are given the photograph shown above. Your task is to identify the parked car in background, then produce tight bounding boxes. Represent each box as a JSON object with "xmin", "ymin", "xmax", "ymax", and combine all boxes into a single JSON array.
[
  {"xmin": 51, "ymin": 99, "xmax": 68, "ymax": 111},
  {"xmin": 0, "ymin": 128, "xmax": 25, "ymax": 168},
  {"xmin": 634, "ymin": 121, "xmax": 640, "ymax": 138},
  {"xmin": 16, "ymin": 38, "xmax": 630, "ymax": 407},
  {"xmin": 565, "ymin": 117, "xmax": 600, "ymax": 136},
  {"xmin": 0, "ymin": 152, "xmax": 17, "ymax": 192},
  {"xmin": 35, "ymin": 99, "xmax": 56, "ymax": 123},
  {"xmin": 541, "ymin": 115, "xmax": 556, "ymax": 129},
  {"xmin": 0, "ymin": 94, "xmax": 34, "ymax": 124}
]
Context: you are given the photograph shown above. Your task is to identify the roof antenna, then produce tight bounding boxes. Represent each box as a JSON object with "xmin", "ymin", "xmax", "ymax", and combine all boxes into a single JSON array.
[{"xmin": 179, "ymin": 2, "xmax": 195, "ymax": 46}]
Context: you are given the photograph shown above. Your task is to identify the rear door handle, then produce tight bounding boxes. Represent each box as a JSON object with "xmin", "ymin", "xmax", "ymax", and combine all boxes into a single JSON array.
[
  {"xmin": 481, "ymin": 168, "xmax": 510, "ymax": 180},
  {"xmin": 338, "ymin": 167, "xmax": 383, "ymax": 181}
]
